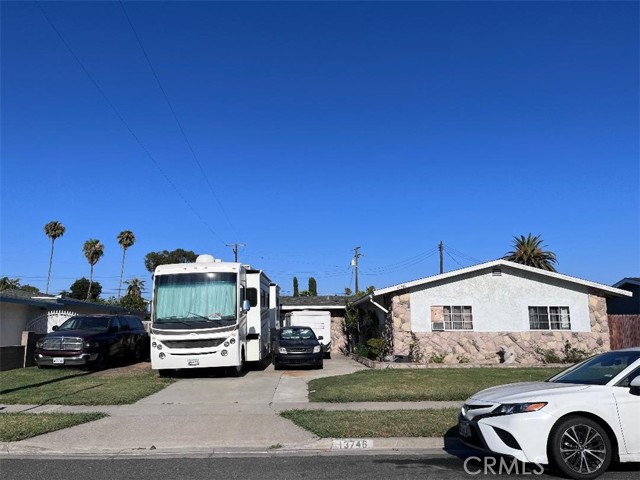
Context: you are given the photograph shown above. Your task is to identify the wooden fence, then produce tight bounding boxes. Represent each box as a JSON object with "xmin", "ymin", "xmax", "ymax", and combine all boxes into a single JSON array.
[{"xmin": 608, "ymin": 315, "xmax": 640, "ymax": 349}]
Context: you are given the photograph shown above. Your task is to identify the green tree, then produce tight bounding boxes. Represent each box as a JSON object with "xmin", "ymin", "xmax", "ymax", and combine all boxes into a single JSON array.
[
  {"xmin": 43, "ymin": 220, "xmax": 66, "ymax": 294},
  {"xmin": 124, "ymin": 277, "xmax": 145, "ymax": 298},
  {"xmin": 69, "ymin": 277, "xmax": 102, "ymax": 301},
  {"xmin": 308, "ymin": 277, "xmax": 317, "ymax": 296},
  {"xmin": 0, "ymin": 277, "xmax": 22, "ymax": 291},
  {"xmin": 144, "ymin": 249, "xmax": 198, "ymax": 273},
  {"xmin": 82, "ymin": 239, "xmax": 104, "ymax": 300},
  {"xmin": 293, "ymin": 276, "xmax": 299, "ymax": 297},
  {"xmin": 117, "ymin": 230, "xmax": 136, "ymax": 298},
  {"xmin": 503, "ymin": 234, "xmax": 558, "ymax": 272},
  {"xmin": 121, "ymin": 277, "xmax": 146, "ymax": 311}
]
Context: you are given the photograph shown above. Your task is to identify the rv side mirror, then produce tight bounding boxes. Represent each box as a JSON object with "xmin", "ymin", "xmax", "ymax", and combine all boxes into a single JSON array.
[
  {"xmin": 317, "ymin": 336, "xmax": 323, "ymax": 340},
  {"xmin": 242, "ymin": 299, "xmax": 251, "ymax": 312}
]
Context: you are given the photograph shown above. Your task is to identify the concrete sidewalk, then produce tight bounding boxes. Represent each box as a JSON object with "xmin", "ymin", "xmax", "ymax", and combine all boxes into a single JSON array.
[{"xmin": 0, "ymin": 355, "xmax": 465, "ymax": 457}]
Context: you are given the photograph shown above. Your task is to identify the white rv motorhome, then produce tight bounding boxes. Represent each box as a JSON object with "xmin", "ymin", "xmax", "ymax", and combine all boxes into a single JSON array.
[
  {"xmin": 283, "ymin": 310, "xmax": 331, "ymax": 358},
  {"xmin": 150, "ymin": 254, "xmax": 279, "ymax": 376}
]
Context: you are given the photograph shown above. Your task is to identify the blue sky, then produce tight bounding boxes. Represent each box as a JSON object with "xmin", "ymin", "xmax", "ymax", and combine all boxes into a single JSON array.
[{"xmin": 1, "ymin": 1, "xmax": 638, "ymax": 297}]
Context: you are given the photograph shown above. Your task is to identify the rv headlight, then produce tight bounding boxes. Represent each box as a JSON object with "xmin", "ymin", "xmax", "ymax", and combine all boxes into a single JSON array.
[
  {"xmin": 224, "ymin": 341, "xmax": 230, "ymax": 347},
  {"xmin": 313, "ymin": 345, "xmax": 321, "ymax": 353},
  {"xmin": 229, "ymin": 338, "xmax": 236, "ymax": 344},
  {"xmin": 221, "ymin": 350, "xmax": 228, "ymax": 357},
  {"xmin": 158, "ymin": 352, "xmax": 165, "ymax": 359},
  {"xmin": 151, "ymin": 341, "xmax": 157, "ymax": 348},
  {"xmin": 157, "ymin": 343, "xmax": 163, "ymax": 350},
  {"xmin": 278, "ymin": 347, "xmax": 287, "ymax": 354}
]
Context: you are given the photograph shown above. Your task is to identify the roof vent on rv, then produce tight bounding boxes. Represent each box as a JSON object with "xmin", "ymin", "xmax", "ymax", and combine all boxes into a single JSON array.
[{"xmin": 196, "ymin": 254, "xmax": 215, "ymax": 264}]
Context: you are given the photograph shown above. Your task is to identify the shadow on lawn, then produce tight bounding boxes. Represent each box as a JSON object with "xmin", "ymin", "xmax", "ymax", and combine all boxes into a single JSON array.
[{"xmin": 0, "ymin": 370, "xmax": 91, "ymax": 396}]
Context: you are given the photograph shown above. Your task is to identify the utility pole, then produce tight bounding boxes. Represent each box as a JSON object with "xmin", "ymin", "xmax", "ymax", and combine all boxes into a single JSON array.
[
  {"xmin": 352, "ymin": 246, "xmax": 364, "ymax": 294},
  {"xmin": 439, "ymin": 240, "xmax": 444, "ymax": 274},
  {"xmin": 225, "ymin": 243, "xmax": 246, "ymax": 262}
]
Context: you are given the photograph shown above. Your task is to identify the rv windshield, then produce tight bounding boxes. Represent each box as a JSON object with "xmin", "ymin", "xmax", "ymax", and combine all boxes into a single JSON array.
[{"xmin": 153, "ymin": 272, "xmax": 238, "ymax": 327}]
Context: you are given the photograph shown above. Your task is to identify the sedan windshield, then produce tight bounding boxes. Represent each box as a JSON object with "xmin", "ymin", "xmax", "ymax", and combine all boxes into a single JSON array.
[
  {"xmin": 280, "ymin": 328, "xmax": 316, "ymax": 340},
  {"xmin": 58, "ymin": 317, "xmax": 110, "ymax": 331},
  {"xmin": 548, "ymin": 350, "xmax": 640, "ymax": 385}
]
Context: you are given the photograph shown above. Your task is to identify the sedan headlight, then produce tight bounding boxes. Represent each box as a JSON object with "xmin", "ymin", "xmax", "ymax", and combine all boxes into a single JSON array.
[
  {"xmin": 313, "ymin": 345, "xmax": 321, "ymax": 353},
  {"xmin": 493, "ymin": 402, "xmax": 547, "ymax": 415},
  {"xmin": 278, "ymin": 347, "xmax": 287, "ymax": 354}
]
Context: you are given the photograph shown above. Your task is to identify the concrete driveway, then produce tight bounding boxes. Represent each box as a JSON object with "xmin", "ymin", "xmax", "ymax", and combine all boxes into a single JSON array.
[{"xmin": 5, "ymin": 355, "xmax": 367, "ymax": 455}]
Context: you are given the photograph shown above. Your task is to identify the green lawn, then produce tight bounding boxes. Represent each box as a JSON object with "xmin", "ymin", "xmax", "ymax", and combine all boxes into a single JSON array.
[
  {"xmin": 281, "ymin": 409, "xmax": 460, "ymax": 438},
  {"xmin": 0, "ymin": 366, "xmax": 173, "ymax": 405},
  {"xmin": 0, "ymin": 413, "xmax": 107, "ymax": 442},
  {"xmin": 309, "ymin": 367, "xmax": 562, "ymax": 402}
]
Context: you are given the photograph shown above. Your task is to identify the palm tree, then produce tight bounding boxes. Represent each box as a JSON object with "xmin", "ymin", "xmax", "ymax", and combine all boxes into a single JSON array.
[
  {"xmin": 82, "ymin": 239, "xmax": 104, "ymax": 300},
  {"xmin": 117, "ymin": 230, "xmax": 136, "ymax": 298},
  {"xmin": 0, "ymin": 277, "xmax": 22, "ymax": 291},
  {"xmin": 124, "ymin": 277, "xmax": 145, "ymax": 298},
  {"xmin": 503, "ymin": 234, "xmax": 558, "ymax": 272},
  {"xmin": 43, "ymin": 220, "xmax": 66, "ymax": 294}
]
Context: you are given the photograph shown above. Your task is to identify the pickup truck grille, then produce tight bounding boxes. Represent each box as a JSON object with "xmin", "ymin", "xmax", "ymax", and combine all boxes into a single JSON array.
[
  {"xmin": 162, "ymin": 338, "xmax": 225, "ymax": 349},
  {"xmin": 41, "ymin": 337, "xmax": 83, "ymax": 351}
]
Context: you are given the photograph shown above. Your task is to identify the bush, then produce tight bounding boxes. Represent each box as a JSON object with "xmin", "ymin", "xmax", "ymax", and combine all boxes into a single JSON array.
[
  {"xmin": 353, "ymin": 343, "xmax": 371, "ymax": 358},
  {"xmin": 534, "ymin": 341, "xmax": 591, "ymax": 364},
  {"xmin": 409, "ymin": 333, "xmax": 424, "ymax": 363},
  {"xmin": 429, "ymin": 353, "xmax": 446, "ymax": 364},
  {"xmin": 366, "ymin": 338, "xmax": 387, "ymax": 361}
]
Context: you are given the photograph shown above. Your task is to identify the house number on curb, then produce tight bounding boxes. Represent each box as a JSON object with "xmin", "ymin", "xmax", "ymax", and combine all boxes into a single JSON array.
[{"xmin": 332, "ymin": 439, "xmax": 373, "ymax": 449}]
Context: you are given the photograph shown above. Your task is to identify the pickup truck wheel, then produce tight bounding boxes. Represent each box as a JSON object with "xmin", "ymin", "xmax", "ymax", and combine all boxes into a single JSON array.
[
  {"xmin": 91, "ymin": 351, "xmax": 108, "ymax": 371},
  {"xmin": 132, "ymin": 342, "xmax": 144, "ymax": 362}
]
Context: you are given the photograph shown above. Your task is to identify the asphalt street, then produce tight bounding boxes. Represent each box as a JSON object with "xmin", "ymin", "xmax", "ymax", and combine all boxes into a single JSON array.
[{"xmin": 2, "ymin": 454, "xmax": 639, "ymax": 480}]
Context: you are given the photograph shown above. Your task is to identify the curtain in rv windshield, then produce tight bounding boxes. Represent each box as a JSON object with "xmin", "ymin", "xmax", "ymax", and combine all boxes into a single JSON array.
[{"xmin": 156, "ymin": 280, "xmax": 237, "ymax": 320}]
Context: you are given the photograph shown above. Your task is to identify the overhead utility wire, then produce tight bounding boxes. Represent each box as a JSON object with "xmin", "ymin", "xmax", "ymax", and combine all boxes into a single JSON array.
[
  {"xmin": 34, "ymin": 2, "xmax": 226, "ymax": 245},
  {"xmin": 445, "ymin": 245, "xmax": 483, "ymax": 264},
  {"xmin": 118, "ymin": 2, "xmax": 239, "ymax": 239},
  {"xmin": 444, "ymin": 249, "xmax": 465, "ymax": 268}
]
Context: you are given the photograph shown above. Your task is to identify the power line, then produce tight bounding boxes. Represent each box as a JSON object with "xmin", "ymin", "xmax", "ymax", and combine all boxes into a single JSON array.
[
  {"xmin": 118, "ymin": 2, "xmax": 239, "ymax": 238},
  {"xmin": 34, "ymin": 1, "xmax": 226, "ymax": 245}
]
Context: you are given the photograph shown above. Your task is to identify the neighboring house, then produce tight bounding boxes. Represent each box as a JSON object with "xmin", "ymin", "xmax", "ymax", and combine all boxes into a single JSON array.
[
  {"xmin": 0, "ymin": 289, "xmax": 140, "ymax": 347},
  {"xmin": 280, "ymin": 295, "xmax": 351, "ymax": 354},
  {"xmin": 352, "ymin": 259, "xmax": 632, "ymax": 364},
  {"xmin": 607, "ymin": 278, "xmax": 640, "ymax": 314}
]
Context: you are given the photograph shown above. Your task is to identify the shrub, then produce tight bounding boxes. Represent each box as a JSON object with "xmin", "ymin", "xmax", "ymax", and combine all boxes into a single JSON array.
[
  {"xmin": 457, "ymin": 355, "xmax": 470, "ymax": 364},
  {"xmin": 366, "ymin": 338, "xmax": 387, "ymax": 361},
  {"xmin": 409, "ymin": 333, "xmax": 424, "ymax": 363},
  {"xmin": 353, "ymin": 343, "xmax": 371, "ymax": 358},
  {"xmin": 429, "ymin": 353, "xmax": 446, "ymax": 364}
]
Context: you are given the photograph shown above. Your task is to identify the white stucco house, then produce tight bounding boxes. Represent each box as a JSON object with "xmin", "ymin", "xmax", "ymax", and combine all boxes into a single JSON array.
[{"xmin": 352, "ymin": 259, "xmax": 632, "ymax": 364}]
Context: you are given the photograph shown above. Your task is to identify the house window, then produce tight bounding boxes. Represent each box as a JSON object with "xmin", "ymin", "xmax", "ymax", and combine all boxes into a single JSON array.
[
  {"xmin": 443, "ymin": 306, "xmax": 473, "ymax": 330},
  {"xmin": 529, "ymin": 306, "xmax": 571, "ymax": 330}
]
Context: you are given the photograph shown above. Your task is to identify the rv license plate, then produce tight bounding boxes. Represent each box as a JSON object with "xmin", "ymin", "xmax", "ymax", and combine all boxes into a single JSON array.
[
  {"xmin": 53, "ymin": 357, "xmax": 64, "ymax": 365},
  {"xmin": 188, "ymin": 359, "xmax": 199, "ymax": 366}
]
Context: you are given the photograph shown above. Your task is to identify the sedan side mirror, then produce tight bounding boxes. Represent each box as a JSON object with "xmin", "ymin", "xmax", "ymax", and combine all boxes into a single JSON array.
[
  {"xmin": 52, "ymin": 325, "xmax": 59, "ymax": 331},
  {"xmin": 630, "ymin": 375, "xmax": 640, "ymax": 396}
]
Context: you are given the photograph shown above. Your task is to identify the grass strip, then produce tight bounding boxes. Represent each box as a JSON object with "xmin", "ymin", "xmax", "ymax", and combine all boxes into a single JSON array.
[
  {"xmin": 0, "ymin": 413, "xmax": 107, "ymax": 442},
  {"xmin": 308, "ymin": 367, "xmax": 561, "ymax": 402},
  {"xmin": 281, "ymin": 409, "xmax": 460, "ymax": 438},
  {"xmin": 0, "ymin": 367, "xmax": 172, "ymax": 405}
]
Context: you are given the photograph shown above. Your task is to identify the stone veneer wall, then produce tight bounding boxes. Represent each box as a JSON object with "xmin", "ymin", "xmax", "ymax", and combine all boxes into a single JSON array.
[
  {"xmin": 330, "ymin": 315, "xmax": 348, "ymax": 353},
  {"xmin": 390, "ymin": 292, "xmax": 610, "ymax": 364}
]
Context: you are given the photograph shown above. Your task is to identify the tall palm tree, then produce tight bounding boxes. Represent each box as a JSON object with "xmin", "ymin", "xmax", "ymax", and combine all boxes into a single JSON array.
[
  {"xmin": 43, "ymin": 220, "xmax": 66, "ymax": 294},
  {"xmin": 0, "ymin": 277, "xmax": 22, "ymax": 291},
  {"xmin": 82, "ymin": 239, "xmax": 104, "ymax": 300},
  {"xmin": 125, "ymin": 277, "xmax": 145, "ymax": 298},
  {"xmin": 503, "ymin": 233, "xmax": 558, "ymax": 272},
  {"xmin": 117, "ymin": 230, "xmax": 136, "ymax": 298}
]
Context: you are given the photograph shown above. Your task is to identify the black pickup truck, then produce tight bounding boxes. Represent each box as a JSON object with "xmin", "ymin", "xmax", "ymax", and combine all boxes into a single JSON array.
[{"xmin": 34, "ymin": 314, "xmax": 148, "ymax": 370}]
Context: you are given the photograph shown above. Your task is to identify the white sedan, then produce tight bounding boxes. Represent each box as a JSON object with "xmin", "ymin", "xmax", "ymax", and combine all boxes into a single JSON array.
[{"xmin": 459, "ymin": 348, "xmax": 640, "ymax": 479}]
